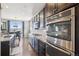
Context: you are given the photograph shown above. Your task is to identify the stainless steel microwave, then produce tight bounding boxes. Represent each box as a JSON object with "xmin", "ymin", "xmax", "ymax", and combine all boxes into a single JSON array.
[{"xmin": 46, "ymin": 7, "xmax": 75, "ymax": 55}]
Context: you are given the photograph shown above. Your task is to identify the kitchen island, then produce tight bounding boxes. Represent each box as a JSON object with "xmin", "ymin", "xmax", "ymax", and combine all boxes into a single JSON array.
[{"xmin": 0, "ymin": 34, "xmax": 16, "ymax": 56}]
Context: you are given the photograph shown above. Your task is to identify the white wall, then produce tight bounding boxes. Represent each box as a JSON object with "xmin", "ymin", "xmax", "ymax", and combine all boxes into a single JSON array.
[{"xmin": 24, "ymin": 21, "xmax": 30, "ymax": 38}]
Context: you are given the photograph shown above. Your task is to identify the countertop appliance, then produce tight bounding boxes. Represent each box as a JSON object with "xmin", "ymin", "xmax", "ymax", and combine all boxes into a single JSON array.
[{"xmin": 46, "ymin": 7, "xmax": 75, "ymax": 56}]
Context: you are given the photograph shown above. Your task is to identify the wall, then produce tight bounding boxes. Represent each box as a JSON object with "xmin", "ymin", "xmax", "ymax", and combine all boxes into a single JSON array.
[{"xmin": 24, "ymin": 21, "xmax": 30, "ymax": 38}]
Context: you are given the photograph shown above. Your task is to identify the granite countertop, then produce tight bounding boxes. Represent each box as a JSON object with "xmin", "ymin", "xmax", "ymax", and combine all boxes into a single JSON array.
[
  {"xmin": 0, "ymin": 34, "xmax": 15, "ymax": 42},
  {"xmin": 29, "ymin": 29, "xmax": 47, "ymax": 43},
  {"xmin": 33, "ymin": 33, "xmax": 47, "ymax": 43}
]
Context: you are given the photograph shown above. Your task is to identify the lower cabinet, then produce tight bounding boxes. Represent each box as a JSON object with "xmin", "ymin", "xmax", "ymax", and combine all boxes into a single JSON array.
[
  {"xmin": 29, "ymin": 36, "xmax": 46, "ymax": 56},
  {"xmin": 29, "ymin": 36, "xmax": 35, "ymax": 48},
  {"xmin": 38, "ymin": 40, "xmax": 46, "ymax": 56},
  {"xmin": 32, "ymin": 37, "xmax": 35, "ymax": 48},
  {"xmin": 29, "ymin": 36, "xmax": 71, "ymax": 56},
  {"xmin": 34, "ymin": 38, "xmax": 38, "ymax": 52},
  {"xmin": 1, "ymin": 41, "xmax": 10, "ymax": 56}
]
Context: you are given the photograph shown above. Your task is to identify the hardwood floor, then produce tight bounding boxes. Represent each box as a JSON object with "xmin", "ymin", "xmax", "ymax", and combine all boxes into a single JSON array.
[
  {"xmin": 11, "ymin": 37, "xmax": 37, "ymax": 56},
  {"xmin": 10, "ymin": 36, "xmax": 23, "ymax": 56},
  {"xmin": 22, "ymin": 38, "xmax": 37, "ymax": 56}
]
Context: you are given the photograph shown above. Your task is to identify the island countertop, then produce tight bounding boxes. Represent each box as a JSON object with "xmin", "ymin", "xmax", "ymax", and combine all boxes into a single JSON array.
[{"xmin": 0, "ymin": 34, "xmax": 15, "ymax": 42}]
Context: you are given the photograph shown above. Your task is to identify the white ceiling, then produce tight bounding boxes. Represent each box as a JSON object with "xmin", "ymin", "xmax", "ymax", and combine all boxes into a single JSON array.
[{"xmin": 1, "ymin": 3, "xmax": 45, "ymax": 21}]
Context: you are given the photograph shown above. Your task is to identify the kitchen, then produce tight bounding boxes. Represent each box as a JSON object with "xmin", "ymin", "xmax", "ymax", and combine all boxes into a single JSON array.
[{"xmin": 0, "ymin": 3, "xmax": 79, "ymax": 56}]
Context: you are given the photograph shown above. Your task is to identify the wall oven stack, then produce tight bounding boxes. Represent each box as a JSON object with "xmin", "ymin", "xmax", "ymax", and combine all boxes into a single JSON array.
[{"xmin": 46, "ymin": 7, "xmax": 75, "ymax": 56}]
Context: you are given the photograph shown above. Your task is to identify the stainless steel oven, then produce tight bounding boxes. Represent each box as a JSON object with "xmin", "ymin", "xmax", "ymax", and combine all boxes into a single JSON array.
[{"xmin": 46, "ymin": 7, "xmax": 75, "ymax": 55}]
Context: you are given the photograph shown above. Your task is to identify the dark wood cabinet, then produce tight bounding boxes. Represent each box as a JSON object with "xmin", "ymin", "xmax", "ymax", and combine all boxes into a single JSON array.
[
  {"xmin": 45, "ymin": 5, "xmax": 48, "ymax": 18},
  {"xmin": 43, "ymin": 8, "xmax": 46, "ymax": 28},
  {"xmin": 1, "ymin": 41, "xmax": 10, "ymax": 56},
  {"xmin": 32, "ymin": 13, "xmax": 41, "ymax": 29},
  {"xmin": 46, "ymin": 3, "xmax": 55, "ymax": 17},
  {"xmin": 58, "ymin": 3, "xmax": 77, "ymax": 12},
  {"xmin": 39, "ymin": 10, "xmax": 44, "ymax": 28},
  {"xmin": 32, "ymin": 18, "xmax": 34, "ymax": 28},
  {"xmin": 37, "ymin": 14, "xmax": 40, "ymax": 28},
  {"xmin": 34, "ymin": 37, "xmax": 39, "ymax": 52},
  {"xmin": 75, "ymin": 4, "xmax": 79, "ymax": 56},
  {"xmin": 46, "ymin": 3, "xmax": 60, "ymax": 17},
  {"xmin": 38, "ymin": 40, "xmax": 46, "ymax": 56},
  {"xmin": 46, "ymin": 3, "xmax": 77, "ymax": 17},
  {"xmin": 29, "ymin": 36, "xmax": 46, "ymax": 56}
]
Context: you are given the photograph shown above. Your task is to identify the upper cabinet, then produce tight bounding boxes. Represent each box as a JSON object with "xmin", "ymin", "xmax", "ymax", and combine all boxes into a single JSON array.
[
  {"xmin": 32, "ymin": 7, "xmax": 46, "ymax": 30},
  {"xmin": 46, "ymin": 3, "xmax": 59, "ymax": 17},
  {"xmin": 46, "ymin": 3, "xmax": 55, "ymax": 17},
  {"xmin": 31, "ymin": 3, "xmax": 78, "ymax": 30},
  {"xmin": 40, "ymin": 10, "xmax": 44, "ymax": 28},
  {"xmin": 36, "ymin": 14, "xmax": 40, "ymax": 28},
  {"xmin": 46, "ymin": 3, "xmax": 77, "ymax": 17},
  {"xmin": 32, "ymin": 13, "xmax": 40, "ymax": 29},
  {"xmin": 39, "ymin": 8, "xmax": 46, "ymax": 29},
  {"xmin": 58, "ymin": 3, "xmax": 77, "ymax": 12}
]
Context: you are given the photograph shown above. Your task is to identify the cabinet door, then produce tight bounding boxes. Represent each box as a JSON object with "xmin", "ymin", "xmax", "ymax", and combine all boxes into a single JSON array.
[
  {"xmin": 45, "ymin": 5, "xmax": 48, "ymax": 18},
  {"xmin": 34, "ymin": 38, "xmax": 38, "ymax": 52},
  {"xmin": 37, "ymin": 14, "xmax": 40, "ymax": 28},
  {"xmin": 47, "ymin": 3, "xmax": 59, "ymax": 16},
  {"xmin": 32, "ymin": 18, "xmax": 35, "ymax": 29},
  {"xmin": 46, "ymin": 3, "xmax": 55, "ymax": 17},
  {"xmin": 46, "ymin": 3, "xmax": 77, "ymax": 17},
  {"xmin": 75, "ymin": 4, "xmax": 79, "ymax": 55},
  {"xmin": 32, "ymin": 37, "xmax": 35, "ymax": 48},
  {"xmin": 38, "ymin": 40, "xmax": 46, "ymax": 56},
  {"xmin": 58, "ymin": 3, "xmax": 77, "ymax": 12},
  {"xmin": 1, "ymin": 41, "xmax": 10, "ymax": 56},
  {"xmin": 40, "ymin": 10, "xmax": 44, "ymax": 28},
  {"xmin": 30, "ymin": 37, "xmax": 33, "ymax": 47}
]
